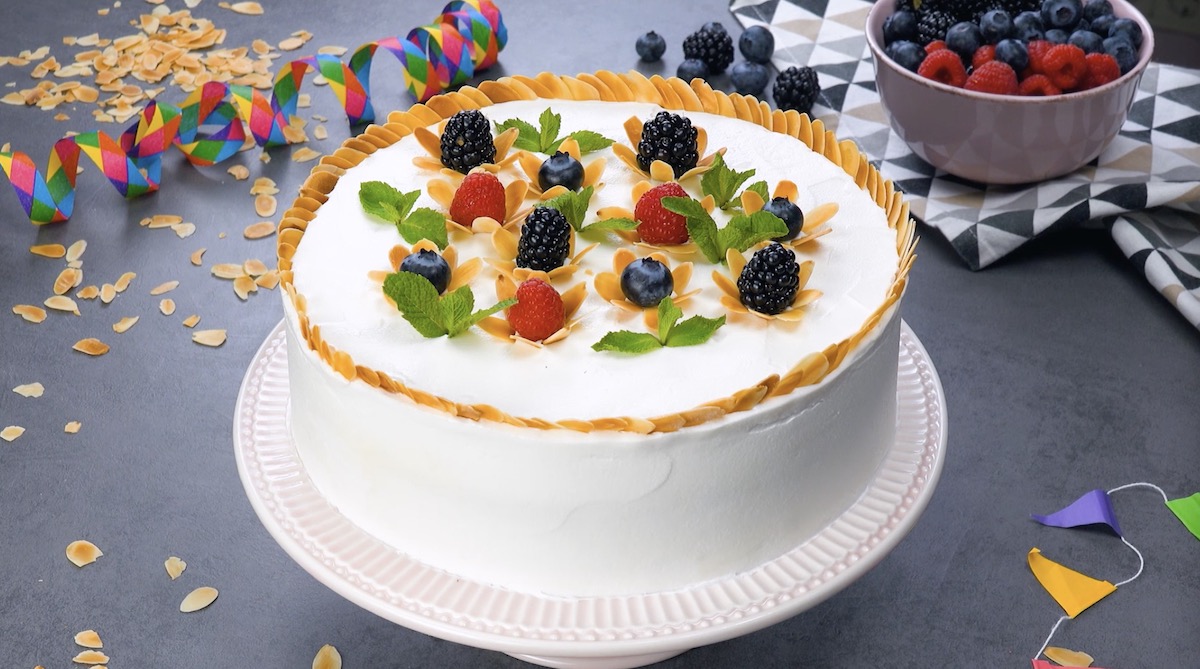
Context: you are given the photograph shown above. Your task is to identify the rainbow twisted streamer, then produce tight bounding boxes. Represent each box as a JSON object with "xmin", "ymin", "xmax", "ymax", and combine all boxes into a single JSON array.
[{"xmin": 0, "ymin": 0, "xmax": 506, "ymax": 225}]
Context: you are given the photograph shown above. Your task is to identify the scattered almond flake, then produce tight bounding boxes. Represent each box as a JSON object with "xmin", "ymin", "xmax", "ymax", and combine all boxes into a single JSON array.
[
  {"xmin": 13, "ymin": 305, "xmax": 48, "ymax": 323},
  {"xmin": 71, "ymin": 649, "xmax": 109, "ymax": 665},
  {"xmin": 13, "ymin": 382, "xmax": 45, "ymax": 398},
  {"xmin": 164, "ymin": 556, "xmax": 187, "ymax": 579},
  {"xmin": 150, "ymin": 280, "xmax": 179, "ymax": 295},
  {"xmin": 296, "ymin": 93, "xmax": 311, "ymax": 108},
  {"xmin": 313, "ymin": 124, "xmax": 328, "ymax": 140},
  {"xmin": 45, "ymin": 295, "xmax": 81, "ymax": 315},
  {"xmin": 74, "ymin": 629, "xmax": 103, "ymax": 649},
  {"xmin": 54, "ymin": 112, "xmax": 70, "ymax": 121},
  {"xmin": 249, "ymin": 176, "xmax": 277, "ymax": 195},
  {"xmin": 149, "ymin": 214, "xmax": 182, "ymax": 229},
  {"xmin": 312, "ymin": 113, "xmax": 327, "ymax": 122},
  {"xmin": 211, "ymin": 263, "xmax": 244, "ymax": 279},
  {"xmin": 313, "ymin": 74, "xmax": 328, "ymax": 86},
  {"xmin": 114, "ymin": 271, "xmax": 136, "ymax": 292},
  {"xmin": 65, "ymin": 421, "xmax": 82, "ymax": 434},
  {"xmin": 180, "ymin": 585, "xmax": 219, "ymax": 612},
  {"xmin": 159, "ymin": 298, "xmax": 176, "ymax": 316},
  {"xmin": 219, "ymin": 232, "xmax": 227, "ymax": 238},
  {"xmin": 77, "ymin": 285, "xmax": 101, "ymax": 300},
  {"xmin": 192, "ymin": 329, "xmax": 226, "ymax": 347},
  {"xmin": 68, "ymin": 259, "xmax": 83, "ymax": 269},
  {"xmin": 228, "ymin": 1, "xmax": 263, "ymax": 15},
  {"xmin": 66, "ymin": 540, "xmax": 103, "ymax": 567},
  {"xmin": 226, "ymin": 164, "xmax": 249, "ymax": 180},
  {"xmin": 66, "ymin": 239, "xmax": 87, "ymax": 263},
  {"xmin": 242, "ymin": 221, "xmax": 275, "ymax": 240},
  {"xmin": 243, "ymin": 258, "xmax": 269, "ymax": 276},
  {"xmin": 73, "ymin": 338, "xmax": 110, "ymax": 356},
  {"xmin": 55, "ymin": 268, "xmax": 83, "ymax": 295},
  {"xmin": 312, "ymin": 644, "xmax": 342, "ymax": 669},
  {"xmin": 251, "ymin": 39, "xmax": 271, "ymax": 55},
  {"xmin": 278, "ymin": 37, "xmax": 304, "ymax": 51},
  {"xmin": 259, "ymin": 152, "xmax": 270, "ymax": 164},
  {"xmin": 98, "ymin": 7, "xmax": 110, "ymax": 14},
  {"xmin": 316, "ymin": 45, "xmax": 347, "ymax": 56},
  {"xmin": 182, "ymin": 314, "xmax": 200, "ymax": 328},
  {"xmin": 29, "ymin": 243, "xmax": 66, "ymax": 258},
  {"xmin": 292, "ymin": 147, "xmax": 321, "ymax": 163},
  {"xmin": 112, "ymin": 316, "xmax": 139, "ymax": 333},
  {"xmin": 254, "ymin": 270, "xmax": 279, "ymax": 290},
  {"xmin": 100, "ymin": 284, "xmax": 117, "ymax": 304},
  {"xmin": 172, "ymin": 222, "xmax": 196, "ymax": 238},
  {"xmin": 190, "ymin": 248, "xmax": 207, "ymax": 266},
  {"xmin": 233, "ymin": 275, "xmax": 256, "ymax": 300},
  {"xmin": 185, "ymin": 0, "xmax": 202, "ymax": 7},
  {"xmin": 1, "ymin": 426, "xmax": 25, "ymax": 442}
]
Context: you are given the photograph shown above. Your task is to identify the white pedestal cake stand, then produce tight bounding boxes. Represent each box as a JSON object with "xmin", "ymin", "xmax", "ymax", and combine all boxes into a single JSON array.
[{"xmin": 234, "ymin": 320, "xmax": 947, "ymax": 669}]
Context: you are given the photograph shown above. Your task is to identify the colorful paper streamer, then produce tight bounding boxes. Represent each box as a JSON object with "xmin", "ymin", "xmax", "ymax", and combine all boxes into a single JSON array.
[
  {"xmin": 1027, "ymin": 547, "xmax": 1116, "ymax": 618},
  {"xmin": 1166, "ymin": 492, "xmax": 1200, "ymax": 541},
  {"xmin": 1031, "ymin": 489, "xmax": 1123, "ymax": 536},
  {"xmin": 0, "ymin": 0, "xmax": 506, "ymax": 225}
]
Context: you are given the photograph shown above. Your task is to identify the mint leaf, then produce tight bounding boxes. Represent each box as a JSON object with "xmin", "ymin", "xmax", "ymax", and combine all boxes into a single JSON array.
[
  {"xmin": 496, "ymin": 108, "xmax": 613, "ymax": 154},
  {"xmin": 662, "ymin": 195, "xmax": 722, "ymax": 263},
  {"xmin": 495, "ymin": 118, "xmax": 541, "ymax": 151},
  {"xmin": 396, "ymin": 207, "xmax": 449, "ymax": 249},
  {"xmin": 383, "ymin": 272, "xmax": 446, "ymax": 338},
  {"xmin": 701, "ymin": 153, "xmax": 755, "ymax": 210},
  {"xmin": 441, "ymin": 285, "xmax": 475, "ymax": 337},
  {"xmin": 463, "ymin": 296, "xmax": 516, "ymax": 331},
  {"xmin": 591, "ymin": 331, "xmax": 663, "ymax": 354},
  {"xmin": 580, "ymin": 217, "xmax": 639, "ymax": 234},
  {"xmin": 656, "ymin": 297, "xmax": 682, "ymax": 343},
  {"xmin": 745, "ymin": 180, "xmax": 769, "ymax": 204},
  {"xmin": 665, "ymin": 314, "xmax": 725, "ymax": 347},
  {"xmin": 567, "ymin": 130, "xmax": 614, "ymax": 153},
  {"xmin": 541, "ymin": 185, "xmax": 594, "ymax": 230},
  {"xmin": 723, "ymin": 211, "xmax": 788, "ymax": 253},
  {"xmin": 360, "ymin": 182, "xmax": 418, "ymax": 223},
  {"xmin": 538, "ymin": 108, "xmax": 561, "ymax": 153}
]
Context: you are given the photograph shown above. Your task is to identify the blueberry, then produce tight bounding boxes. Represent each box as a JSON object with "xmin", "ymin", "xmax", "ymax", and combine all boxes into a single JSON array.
[
  {"xmin": 1045, "ymin": 28, "xmax": 1070, "ymax": 44},
  {"xmin": 635, "ymin": 31, "xmax": 667, "ymax": 62},
  {"xmin": 703, "ymin": 21, "xmax": 727, "ymax": 34},
  {"xmin": 538, "ymin": 151, "xmax": 584, "ymax": 192},
  {"xmin": 620, "ymin": 257, "xmax": 674, "ymax": 307},
  {"xmin": 1068, "ymin": 29, "xmax": 1104, "ymax": 53},
  {"xmin": 1041, "ymin": 0, "xmax": 1082, "ymax": 31},
  {"xmin": 1014, "ymin": 11, "xmax": 1046, "ymax": 41},
  {"xmin": 945, "ymin": 22, "xmax": 983, "ymax": 62},
  {"xmin": 979, "ymin": 10, "xmax": 1015, "ymax": 43},
  {"xmin": 1108, "ymin": 18, "xmax": 1143, "ymax": 48},
  {"xmin": 738, "ymin": 25, "xmax": 776, "ymax": 63},
  {"xmin": 1082, "ymin": 0, "xmax": 1114, "ymax": 21},
  {"xmin": 400, "ymin": 249, "xmax": 450, "ymax": 294},
  {"xmin": 1103, "ymin": 35, "xmax": 1137, "ymax": 73},
  {"xmin": 883, "ymin": 10, "xmax": 920, "ymax": 46},
  {"xmin": 762, "ymin": 197, "xmax": 804, "ymax": 240},
  {"xmin": 677, "ymin": 58, "xmax": 709, "ymax": 81},
  {"xmin": 885, "ymin": 40, "xmax": 927, "ymax": 73},
  {"xmin": 1089, "ymin": 13, "xmax": 1115, "ymax": 37},
  {"xmin": 731, "ymin": 61, "xmax": 771, "ymax": 95},
  {"xmin": 995, "ymin": 38, "xmax": 1030, "ymax": 71}
]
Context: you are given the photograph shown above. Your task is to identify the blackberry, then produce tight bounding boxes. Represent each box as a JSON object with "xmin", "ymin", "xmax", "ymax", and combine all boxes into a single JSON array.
[
  {"xmin": 916, "ymin": 8, "xmax": 956, "ymax": 44},
  {"xmin": 516, "ymin": 206, "xmax": 571, "ymax": 272},
  {"xmin": 682, "ymin": 27, "xmax": 734, "ymax": 74},
  {"xmin": 439, "ymin": 110, "xmax": 495, "ymax": 174},
  {"xmin": 636, "ymin": 111, "xmax": 699, "ymax": 178},
  {"xmin": 772, "ymin": 66, "xmax": 820, "ymax": 114},
  {"xmin": 737, "ymin": 242, "xmax": 800, "ymax": 316}
]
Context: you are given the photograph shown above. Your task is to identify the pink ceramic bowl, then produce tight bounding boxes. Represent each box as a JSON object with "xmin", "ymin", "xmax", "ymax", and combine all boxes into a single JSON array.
[{"xmin": 865, "ymin": 0, "xmax": 1154, "ymax": 185}]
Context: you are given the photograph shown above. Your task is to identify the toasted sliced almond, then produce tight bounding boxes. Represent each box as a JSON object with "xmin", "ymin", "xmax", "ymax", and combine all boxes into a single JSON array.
[
  {"xmin": 180, "ymin": 586, "xmax": 218, "ymax": 612},
  {"xmin": 211, "ymin": 263, "xmax": 244, "ymax": 279},
  {"xmin": 243, "ymin": 259, "xmax": 269, "ymax": 276},
  {"xmin": 182, "ymin": 314, "xmax": 200, "ymax": 328},
  {"xmin": 229, "ymin": 1, "xmax": 263, "ymax": 14},
  {"xmin": 150, "ymin": 280, "xmax": 178, "ymax": 295},
  {"xmin": 66, "ymin": 540, "xmax": 103, "ymax": 567},
  {"xmin": 76, "ymin": 285, "xmax": 100, "ymax": 299},
  {"xmin": 100, "ymin": 284, "xmax": 117, "ymax": 304},
  {"xmin": 65, "ymin": 421, "xmax": 82, "ymax": 434},
  {"xmin": 73, "ymin": 338, "xmax": 110, "ymax": 356},
  {"xmin": 114, "ymin": 271, "xmax": 136, "ymax": 292},
  {"xmin": 173, "ymin": 222, "xmax": 196, "ymax": 239},
  {"xmin": 149, "ymin": 214, "xmax": 182, "ymax": 229},
  {"xmin": 55, "ymin": 268, "xmax": 82, "ymax": 295},
  {"xmin": 313, "ymin": 124, "xmax": 328, "ymax": 140},
  {"xmin": 65, "ymin": 239, "xmax": 87, "ymax": 262},
  {"xmin": 292, "ymin": 147, "xmax": 321, "ymax": 162},
  {"xmin": 45, "ymin": 295, "xmax": 80, "ymax": 314},
  {"xmin": 190, "ymin": 248, "xmax": 206, "ymax": 266},
  {"xmin": 249, "ymin": 176, "xmax": 277, "ymax": 195},
  {"xmin": 165, "ymin": 556, "xmax": 187, "ymax": 579},
  {"xmin": 278, "ymin": 36, "xmax": 304, "ymax": 51},
  {"xmin": 312, "ymin": 644, "xmax": 342, "ymax": 669},
  {"xmin": 1, "ymin": 426, "xmax": 24, "ymax": 442},
  {"xmin": 159, "ymin": 298, "xmax": 176, "ymax": 316},
  {"xmin": 242, "ymin": 221, "xmax": 275, "ymax": 239},
  {"xmin": 112, "ymin": 316, "xmax": 139, "ymax": 333},
  {"xmin": 71, "ymin": 649, "xmax": 109, "ymax": 664},
  {"xmin": 226, "ymin": 164, "xmax": 249, "ymax": 180},
  {"xmin": 192, "ymin": 329, "xmax": 226, "ymax": 347},
  {"xmin": 233, "ymin": 275, "xmax": 256, "ymax": 300},
  {"xmin": 74, "ymin": 629, "xmax": 103, "ymax": 649},
  {"xmin": 13, "ymin": 305, "xmax": 47, "ymax": 322},
  {"xmin": 254, "ymin": 270, "xmax": 280, "ymax": 290},
  {"xmin": 30, "ymin": 243, "xmax": 66, "ymax": 258},
  {"xmin": 13, "ymin": 382, "xmax": 44, "ymax": 398},
  {"xmin": 254, "ymin": 193, "xmax": 277, "ymax": 217}
]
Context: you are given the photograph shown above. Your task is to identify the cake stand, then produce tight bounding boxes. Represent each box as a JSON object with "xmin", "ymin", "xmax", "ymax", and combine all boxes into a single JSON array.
[{"xmin": 234, "ymin": 320, "xmax": 947, "ymax": 669}]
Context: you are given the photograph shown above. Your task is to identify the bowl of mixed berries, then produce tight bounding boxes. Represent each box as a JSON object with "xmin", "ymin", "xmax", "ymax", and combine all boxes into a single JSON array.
[{"xmin": 866, "ymin": 0, "xmax": 1153, "ymax": 184}]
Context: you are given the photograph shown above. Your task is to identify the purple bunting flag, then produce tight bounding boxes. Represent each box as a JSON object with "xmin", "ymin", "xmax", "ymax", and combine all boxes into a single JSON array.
[{"xmin": 1031, "ymin": 489, "xmax": 1122, "ymax": 536}]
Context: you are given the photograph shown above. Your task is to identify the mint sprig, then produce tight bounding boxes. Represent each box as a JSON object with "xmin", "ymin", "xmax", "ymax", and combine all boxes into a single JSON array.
[
  {"xmin": 592, "ymin": 298, "xmax": 725, "ymax": 354},
  {"xmin": 541, "ymin": 185, "xmax": 594, "ymax": 229},
  {"xmin": 382, "ymin": 272, "xmax": 514, "ymax": 338},
  {"xmin": 359, "ymin": 181, "xmax": 449, "ymax": 249},
  {"xmin": 700, "ymin": 153, "xmax": 757, "ymax": 210},
  {"xmin": 495, "ymin": 108, "xmax": 614, "ymax": 154},
  {"xmin": 660, "ymin": 196, "xmax": 787, "ymax": 264}
]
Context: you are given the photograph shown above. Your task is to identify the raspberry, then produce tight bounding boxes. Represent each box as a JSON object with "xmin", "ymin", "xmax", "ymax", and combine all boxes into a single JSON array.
[
  {"xmin": 636, "ymin": 111, "xmax": 699, "ymax": 178},
  {"xmin": 1026, "ymin": 39, "xmax": 1052, "ymax": 73},
  {"xmin": 1042, "ymin": 43, "xmax": 1087, "ymax": 91},
  {"xmin": 917, "ymin": 49, "xmax": 968, "ymax": 87},
  {"xmin": 634, "ymin": 182, "xmax": 690, "ymax": 245},
  {"xmin": 772, "ymin": 66, "xmax": 821, "ymax": 114},
  {"xmin": 1082, "ymin": 52, "xmax": 1120, "ymax": 89},
  {"xmin": 924, "ymin": 39, "xmax": 948, "ymax": 54},
  {"xmin": 1018, "ymin": 73, "xmax": 1062, "ymax": 96},
  {"xmin": 439, "ymin": 110, "xmax": 495, "ymax": 174},
  {"xmin": 515, "ymin": 206, "xmax": 571, "ymax": 272},
  {"xmin": 737, "ymin": 242, "xmax": 800, "ymax": 315},
  {"xmin": 964, "ymin": 60, "xmax": 1019, "ymax": 94},
  {"xmin": 449, "ymin": 171, "xmax": 506, "ymax": 227},
  {"xmin": 972, "ymin": 44, "xmax": 997, "ymax": 69},
  {"xmin": 507, "ymin": 278, "xmax": 564, "ymax": 342}
]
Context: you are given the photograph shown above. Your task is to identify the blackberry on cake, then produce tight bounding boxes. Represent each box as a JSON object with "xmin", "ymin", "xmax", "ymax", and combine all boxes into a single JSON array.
[
  {"xmin": 737, "ymin": 242, "xmax": 800, "ymax": 315},
  {"xmin": 515, "ymin": 206, "xmax": 571, "ymax": 272},
  {"xmin": 440, "ymin": 109, "xmax": 495, "ymax": 174},
  {"xmin": 772, "ymin": 66, "xmax": 821, "ymax": 114},
  {"xmin": 682, "ymin": 26, "xmax": 734, "ymax": 74},
  {"xmin": 636, "ymin": 111, "xmax": 699, "ymax": 177}
]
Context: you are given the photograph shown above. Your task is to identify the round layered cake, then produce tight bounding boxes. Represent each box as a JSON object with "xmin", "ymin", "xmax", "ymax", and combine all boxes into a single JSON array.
[{"xmin": 277, "ymin": 71, "xmax": 915, "ymax": 597}]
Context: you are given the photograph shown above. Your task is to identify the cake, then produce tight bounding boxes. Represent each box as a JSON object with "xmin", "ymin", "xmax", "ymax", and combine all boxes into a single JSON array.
[{"xmin": 276, "ymin": 71, "xmax": 915, "ymax": 597}]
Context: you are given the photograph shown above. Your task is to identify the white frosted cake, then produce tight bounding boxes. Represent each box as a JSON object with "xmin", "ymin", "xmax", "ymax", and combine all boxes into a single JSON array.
[{"xmin": 277, "ymin": 71, "xmax": 915, "ymax": 597}]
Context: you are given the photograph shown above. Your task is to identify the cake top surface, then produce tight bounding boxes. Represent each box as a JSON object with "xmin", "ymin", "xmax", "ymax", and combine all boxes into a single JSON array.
[{"xmin": 283, "ymin": 80, "xmax": 910, "ymax": 429}]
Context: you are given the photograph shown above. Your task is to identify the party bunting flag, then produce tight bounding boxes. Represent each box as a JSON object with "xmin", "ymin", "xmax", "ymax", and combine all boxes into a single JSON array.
[
  {"xmin": 1027, "ymin": 548, "xmax": 1116, "ymax": 618},
  {"xmin": 1031, "ymin": 489, "xmax": 1123, "ymax": 536},
  {"xmin": 1165, "ymin": 492, "xmax": 1200, "ymax": 541}
]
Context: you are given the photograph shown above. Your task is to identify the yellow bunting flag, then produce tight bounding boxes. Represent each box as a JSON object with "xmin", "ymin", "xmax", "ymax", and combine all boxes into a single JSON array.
[{"xmin": 1027, "ymin": 547, "xmax": 1116, "ymax": 618}]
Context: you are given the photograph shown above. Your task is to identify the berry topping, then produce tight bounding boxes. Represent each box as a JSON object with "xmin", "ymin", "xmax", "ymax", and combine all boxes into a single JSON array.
[
  {"xmin": 507, "ymin": 278, "xmax": 564, "ymax": 342},
  {"xmin": 634, "ymin": 182, "xmax": 690, "ymax": 245},
  {"xmin": 772, "ymin": 66, "xmax": 821, "ymax": 114},
  {"xmin": 439, "ymin": 110, "xmax": 495, "ymax": 174},
  {"xmin": 516, "ymin": 206, "xmax": 572, "ymax": 272},
  {"xmin": 635, "ymin": 31, "xmax": 667, "ymax": 62},
  {"xmin": 1068, "ymin": 29, "xmax": 1104, "ymax": 54},
  {"xmin": 965, "ymin": 60, "xmax": 1020, "ymax": 94},
  {"xmin": 702, "ymin": 21, "xmax": 727, "ymax": 34},
  {"xmin": 1042, "ymin": 43, "xmax": 1087, "ymax": 89},
  {"xmin": 683, "ymin": 26, "xmax": 735, "ymax": 74},
  {"xmin": 924, "ymin": 39, "xmax": 949, "ymax": 54},
  {"xmin": 946, "ymin": 21, "xmax": 984, "ymax": 61},
  {"xmin": 1014, "ymin": 11, "xmax": 1047, "ymax": 41},
  {"xmin": 1082, "ymin": 0, "xmax": 1114, "ymax": 22},
  {"xmin": 538, "ymin": 151, "xmax": 584, "ymax": 192},
  {"xmin": 737, "ymin": 242, "xmax": 800, "ymax": 316},
  {"xmin": 972, "ymin": 44, "xmax": 997, "ymax": 69},
  {"xmin": 1018, "ymin": 73, "xmax": 1062, "ymax": 95},
  {"xmin": 676, "ymin": 58, "xmax": 710, "ymax": 82},
  {"xmin": 888, "ymin": 40, "xmax": 928, "ymax": 72},
  {"xmin": 620, "ymin": 257, "xmax": 675, "ymax": 308},
  {"xmin": 995, "ymin": 38, "xmax": 1030, "ymax": 71},
  {"xmin": 883, "ymin": 10, "xmax": 920, "ymax": 45},
  {"xmin": 762, "ymin": 197, "xmax": 804, "ymax": 240},
  {"xmin": 1107, "ymin": 17, "xmax": 1142, "ymax": 48},
  {"xmin": 738, "ymin": 25, "xmax": 776, "ymax": 63},
  {"xmin": 450, "ymin": 171, "xmax": 506, "ymax": 227},
  {"xmin": 916, "ymin": 9, "xmax": 956, "ymax": 45},
  {"xmin": 917, "ymin": 48, "xmax": 969, "ymax": 88},
  {"xmin": 636, "ymin": 111, "xmax": 699, "ymax": 178},
  {"xmin": 1102, "ymin": 35, "xmax": 1137, "ymax": 74},
  {"xmin": 1082, "ymin": 51, "xmax": 1121, "ymax": 88},
  {"xmin": 399, "ymin": 249, "xmax": 451, "ymax": 294},
  {"xmin": 979, "ymin": 9, "xmax": 1016, "ymax": 43},
  {"xmin": 1041, "ymin": 0, "xmax": 1083, "ymax": 31},
  {"xmin": 731, "ymin": 61, "xmax": 771, "ymax": 96},
  {"xmin": 1027, "ymin": 39, "xmax": 1053, "ymax": 73}
]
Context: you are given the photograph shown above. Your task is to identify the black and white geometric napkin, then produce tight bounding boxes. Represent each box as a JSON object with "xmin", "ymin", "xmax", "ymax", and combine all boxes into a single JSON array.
[{"xmin": 731, "ymin": 0, "xmax": 1200, "ymax": 330}]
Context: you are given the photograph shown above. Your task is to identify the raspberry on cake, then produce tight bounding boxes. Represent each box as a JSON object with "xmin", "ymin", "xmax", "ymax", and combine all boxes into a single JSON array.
[{"xmin": 634, "ymin": 182, "xmax": 691, "ymax": 245}]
